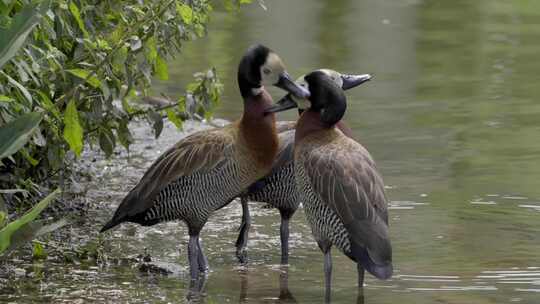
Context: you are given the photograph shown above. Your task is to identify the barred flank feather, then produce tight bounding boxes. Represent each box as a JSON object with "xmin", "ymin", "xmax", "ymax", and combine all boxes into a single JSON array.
[
  {"xmin": 296, "ymin": 163, "xmax": 352, "ymax": 254},
  {"xmin": 246, "ymin": 162, "xmax": 299, "ymax": 212},
  {"xmin": 143, "ymin": 161, "xmax": 243, "ymax": 228}
]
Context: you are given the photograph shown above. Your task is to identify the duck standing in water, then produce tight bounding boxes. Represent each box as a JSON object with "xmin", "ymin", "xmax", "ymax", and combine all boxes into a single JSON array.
[
  {"xmin": 235, "ymin": 70, "xmax": 372, "ymax": 265},
  {"xmin": 100, "ymin": 44, "xmax": 310, "ymax": 281},
  {"xmin": 266, "ymin": 71, "xmax": 393, "ymax": 300}
]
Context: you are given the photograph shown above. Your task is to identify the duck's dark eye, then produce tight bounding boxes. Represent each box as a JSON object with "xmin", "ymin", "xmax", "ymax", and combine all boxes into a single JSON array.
[{"xmin": 263, "ymin": 68, "xmax": 271, "ymax": 75}]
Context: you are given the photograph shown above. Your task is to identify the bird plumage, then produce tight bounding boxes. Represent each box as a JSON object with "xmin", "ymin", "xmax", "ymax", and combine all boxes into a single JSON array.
[
  {"xmin": 264, "ymin": 70, "xmax": 392, "ymax": 300},
  {"xmin": 235, "ymin": 70, "xmax": 371, "ymax": 264},
  {"xmin": 294, "ymin": 125, "xmax": 391, "ymax": 278},
  {"xmin": 101, "ymin": 91, "xmax": 279, "ymax": 226},
  {"xmin": 246, "ymin": 129, "xmax": 298, "ymax": 214},
  {"xmin": 100, "ymin": 44, "xmax": 308, "ymax": 281}
]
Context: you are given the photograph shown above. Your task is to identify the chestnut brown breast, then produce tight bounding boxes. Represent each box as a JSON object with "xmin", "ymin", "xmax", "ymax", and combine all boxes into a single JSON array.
[{"xmin": 239, "ymin": 89, "xmax": 279, "ymax": 169}]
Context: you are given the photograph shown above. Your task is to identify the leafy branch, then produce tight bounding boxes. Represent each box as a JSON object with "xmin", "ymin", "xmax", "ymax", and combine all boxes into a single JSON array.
[{"xmin": 0, "ymin": 0, "xmax": 221, "ymax": 208}]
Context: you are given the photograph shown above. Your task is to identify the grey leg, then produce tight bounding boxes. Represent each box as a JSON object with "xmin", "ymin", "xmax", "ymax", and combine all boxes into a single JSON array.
[
  {"xmin": 323, "ymin": 248, "xmax": 332, "ymax": 303},
  {"xmin": 356, "ymin": 286, "xmax": 365, "ymax": 304},
  {"xmin": 235, "ymin": 197, "xmax": 251, "ymax": 263},
  {"xmin": 197, "ymin": 238, "xmax": 208, "ymax": 273},
  {"xmin": 279, "ymin": 214, "xmax": 290, "ymax": 265},
  {"xmin": 188, "ymin": 234, "xmax": 200, "ymax": 281},
  {"xmin": 279, "ymin": 264, "xmax": 297, "ymax": 302},
  {"xmin": 357, "ymin": 263, "xmax": 365, "ymax": 288}
]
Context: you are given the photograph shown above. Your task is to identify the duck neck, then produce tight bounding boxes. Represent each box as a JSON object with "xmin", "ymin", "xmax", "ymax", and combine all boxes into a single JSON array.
[
  {"xmin": 240, "ymin": 89, "xmax": 278, "ymax": 168},
  {"xmin": 295, "ymin": 110, "xmax": 337, "ymax": 143},
  {"xmin": 336, "ymin": 120, "xmax": 353, "ymax": 138}
]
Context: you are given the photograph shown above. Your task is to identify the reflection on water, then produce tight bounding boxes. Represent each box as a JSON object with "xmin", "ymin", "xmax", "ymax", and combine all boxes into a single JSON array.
[
  {"xmin": 237, "ymin": 265, "xmax": 298, "ymax": 303},
  {"xmin": 3, "ymin": 0, "xmax": 540, "ymax": 303}
]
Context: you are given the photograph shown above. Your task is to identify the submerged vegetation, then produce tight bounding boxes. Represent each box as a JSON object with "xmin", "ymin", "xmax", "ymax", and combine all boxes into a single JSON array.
[{"xmin": 0, "ymin": 0, "xmax": 253, "ymax": 257}]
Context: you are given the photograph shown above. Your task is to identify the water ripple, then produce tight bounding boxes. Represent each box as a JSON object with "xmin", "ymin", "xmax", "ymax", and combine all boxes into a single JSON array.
[{"xmin": 389, "ymin": 201, "xmax": 428, "ymax": 210}]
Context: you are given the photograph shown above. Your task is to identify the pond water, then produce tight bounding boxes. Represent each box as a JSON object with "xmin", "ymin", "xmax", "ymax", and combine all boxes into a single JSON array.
[{"xmin": 3, "ymin": 0, "xmax": 540, "ymax": 303}]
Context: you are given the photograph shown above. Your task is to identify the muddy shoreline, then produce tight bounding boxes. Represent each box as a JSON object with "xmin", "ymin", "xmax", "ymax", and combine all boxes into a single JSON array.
[{"xmin": 0, "ymin": 118, "xmax": 249, "ymax": 302}]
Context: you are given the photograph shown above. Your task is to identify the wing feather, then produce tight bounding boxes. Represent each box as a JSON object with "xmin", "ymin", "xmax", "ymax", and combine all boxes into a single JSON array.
[
  {"xmin": 302, "ymin": 134, "xmax": 391, "ymax": 270},
  {"xmin": 116, "ymin": 127, "xmax": 235, "ymax": 218}
]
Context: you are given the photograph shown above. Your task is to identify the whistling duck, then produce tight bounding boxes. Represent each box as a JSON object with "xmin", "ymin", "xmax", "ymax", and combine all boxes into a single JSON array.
[
  {"xmin": 100, "ymin": 44, "xmax": 310, "ymax": 281},
  {"xmin": 265, "ymin": 71, "xmax": 392, "ymax": 300},
  {"xmin": 235, "ymin": 70, "xmax": 371, "ymax": 265}
]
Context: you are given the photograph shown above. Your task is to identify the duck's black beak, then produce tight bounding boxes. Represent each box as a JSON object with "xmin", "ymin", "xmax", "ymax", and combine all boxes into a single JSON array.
[
  {"xmin": 341, "ymin": 74, "xmax": 372, "ymax": 90},
  {"xmin": 275, "ymin": 72, "xmax": 310, "ymax": 99},
  {"xmin": 264, "ymin": 94, "xmax": 298, "ymax": 115}
]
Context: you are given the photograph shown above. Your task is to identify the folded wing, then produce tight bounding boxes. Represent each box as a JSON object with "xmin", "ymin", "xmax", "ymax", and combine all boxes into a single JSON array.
[
  {"xmin": 101, "ymin": 128, "xmax": 235, "ymax": 231},
  {"xmin": 303, "ymin": 137, "xmax": 392, "ymax": 279}
]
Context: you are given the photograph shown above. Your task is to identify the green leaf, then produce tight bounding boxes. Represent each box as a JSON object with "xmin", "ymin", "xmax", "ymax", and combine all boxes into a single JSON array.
[
  {"xmin": 0, "ymin": 188, "xmax": 60, "ymax": 255},
  {"xmin": 0, "ymin": 196, "xmax": 6, "ymax": 228},
  {"xmin": 147, "ymin": 110, "xmax": 163, "ymax": 138},
  {"xmin": 176, "ymin": 3, "xmax": 193, "ymax": 24},
  {"xmin": 223, "ymin": 0, "xmax": 235, "ymax": 11},
  {"xmin": 145, "ymin": 37, "xmax": 157, "ymax": 64},
  {"xmin": 166, "ymin": 108, "xmax": 183, "ymax": 129},
  {"xmin": 112, "ymin": 45, "xmax": 128, "ymax": 73},
  {"xmin": 155, "ymin": 55, "xmax": 168, "ymax": 80},
  {"xmin": 117, "ymin": 119, "xmax": 133, "ymax": 149},
  {"xmin": 0, "ymin": 1, "xmax": 51, "ymax": 69},
  {"xmin": 69, "ymin": 1, "xmax": 88, "ymax": 38},
  {"xmin": 186, "ymin": 82, "xmax": 199, "ymax": 93},
  {"xmin": 0, "ymin": 95, "xmax": 13, "ymax": 102},
  {"xmin": 98, "ymin": 127, "xmax": 115, "ymax": 157},
  {"xmin": 20, "ymin": 148, "xmax": 39, "ymax": 166},
  {"xmin": 2, "ymin": 71, "xmax": 32, "ymax": 104},
  {"xmin": 37, "ymin": 91, "xmax": 61, "ymax": 120},
  {"xmin": 32, "ymin": 241, "xmax": 47, "ymax": 259},
  {"xmin": 4, "ymin": 216, "xmax": 68, "ymax": 256},
  {"xmin": 108, "ymin": 25, "xmax": 124, "ymax": 44},
  {"xmin": 96, "ymin": 38, "xmax": 110, "ymax": 50},
  {"xmin": 121, "ymin": 98, "xmax": 133, "ymax": 114},
  {"xmin": 100, "ymin": 80, "xmax": 111, "ymax": 100},
  {"xmin": 66, "ymin": 69, "xmax": 101, "ymax": 88},
  {"xmin": 0, "ymin": 212, "xmax": 6, "ymax": 229},
  {"xmin": 63, "ymin": 100, "xmax": 84, "ymax": 156},
  {"xmin": 47, "ymin": 142, "xmax": 64, "ymax": 170},
  {"xmin": 177, "ymin": 96, "xmax": 186, "ymax": 112},
  {"xmin": 0, "ymin": 112, "xmax": 42, "ymax": 159}
]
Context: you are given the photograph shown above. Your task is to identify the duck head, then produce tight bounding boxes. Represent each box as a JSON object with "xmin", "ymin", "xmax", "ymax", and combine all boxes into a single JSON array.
[
  {"xmin": 238, "ymin": 44, "xmax": 310, "ymax": 99},
  {"xmin": 265, "ymin": 69, "xmax": 371, "ymax": 120}
]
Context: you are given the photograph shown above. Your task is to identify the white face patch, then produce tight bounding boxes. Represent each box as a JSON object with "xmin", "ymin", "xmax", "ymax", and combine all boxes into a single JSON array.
[
  {"xmin": 293, "ymin": 76, "xmax": 311, "ymax": 110},
  {"xmin": 292, "ymin": 69, "xmax": 345, "ymax": 110},
  {"xmin": 319, "ymin": 69, "xmax": 343, "ymax": 89},
  {"xmin": 251, "ymin": 86, "xmax": 264, "ymax": 96},
  {"xmin": 260, "ymin": 52, "xmax": 286, "ymax": 86},
  {"xmin": 296, "ymin": 97, "xmax": 311, "ymax": 110}
]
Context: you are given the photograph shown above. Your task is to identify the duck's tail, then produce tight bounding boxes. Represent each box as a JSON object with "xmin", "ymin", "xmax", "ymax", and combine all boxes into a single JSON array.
[
  {"xmin": 347, "ymin": 220, "xmax": 393, "ymax": 280},
  {"xmin": 354, "ymin": 246, "xmax": 393, "ymax": 279},
  {"xmin": 100, "ymin": 218, "xmax": 119, "ymax": 233}
]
